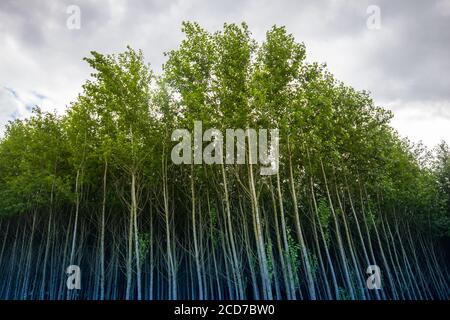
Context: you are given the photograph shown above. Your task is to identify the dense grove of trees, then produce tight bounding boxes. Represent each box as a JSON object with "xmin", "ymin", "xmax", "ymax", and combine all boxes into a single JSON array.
[{"xmin": 0, "ymin": 22, "xmax": 449, "ymax": 300}]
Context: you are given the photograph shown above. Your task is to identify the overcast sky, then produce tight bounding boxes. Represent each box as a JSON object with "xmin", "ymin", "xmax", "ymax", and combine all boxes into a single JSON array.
[{"xmin": 0, "ymin": 0, "xmax": 449, "ymax": 148}]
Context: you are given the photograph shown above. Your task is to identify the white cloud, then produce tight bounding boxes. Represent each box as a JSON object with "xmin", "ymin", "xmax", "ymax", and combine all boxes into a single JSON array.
[
  {"xmin": 0, "ymin": 86, "xmax": 58, "ymax": 138},
  {"xmin": 386, "ymin": 100, "xmax": 450, "ymax": 147},
  {"xmin": 0, "ymin": 87, "xmax": 20, "ymax": 132}
]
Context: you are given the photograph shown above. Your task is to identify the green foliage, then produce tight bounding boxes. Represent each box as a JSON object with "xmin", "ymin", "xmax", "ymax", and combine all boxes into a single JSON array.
[
  {"xmin": 338, "ymin": 287, "xmax": 351, "ymax": 300},
  {"xmin": 308, "ymin": 252, "xmax": 319, "ymax": 280},
  {"xmin": 317, "ymin": 198, "xmax": 331, "ymax": 245},
  {"xmin": 265, "ymin": 242, "xmax": 274, "ymax": 281},
  {"xmin": 431, "ymin": 142, "xmax": 450, "ymax": 237},
  {"xmin": 138, "ymin": 232, "xmax": 151, "ymax": 266},
  {"xmin": 0, "ymin": 22, "xmax": 446, "ymax": 241},
  {"xmin": 286, "ymin": 226, "xmax": 301, "ymax": 286}
]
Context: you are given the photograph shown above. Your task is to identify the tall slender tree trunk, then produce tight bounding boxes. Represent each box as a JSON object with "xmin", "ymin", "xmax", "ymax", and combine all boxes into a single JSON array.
[
  {"xmin": 69, "ymin": 169, "xmax": 81, "ymax": 266},
  {"xmin": 248, "ymin": 159, "xmax": 273, "ymax": 300},
  {"xmin": 100, "ymin": 160, "xmax": 107, "ymax": 300},
  {"xmin": 221, "ymin": 163, "xmax": 244, "ymax": 299},
  {"xmin": 335, "ymin": 184, "xmax": 367, "ymax": 300},
  {"xmin": 320, "ymin": 161, "xmax": 355, "ymax": 300},
  {"xmin": 206, "ymin": 189, "xmax": 222, "ymax": 300},
  {"xmin": 275, "ymin": 172, "xmax": 297, "ymax": 299},
  {"xmin": 162, "ymin": 150, "xmax": 176, "ymax": 299},
  {"xmin": 240, "ymin": 198, "xmax": 260, "ymax": 300},
  {"xmin": 22, "ymin": 209, "xmax": 37, "ymax": 299},
  {"xmin": 289, "ymin": 147, "xmax": 316, "ymax": 299},
  {"xmin": 191, "ymin": 164, "xmax": 203, "ymax": 299},
  {"xmin": 125, "ymin": 175, "xmax": 134, "ymax": 300},
  {"xmin": 310, "ymin": 176, "xmax": 339, "ymax": 299},
  {"xmin": 42, "ymin": 179, "xmax": 55, "ymax": 300},
  {"xmin": 270, "ymin": 178, "xmax": 295, "ymax": 300},
  {"xmin": 131, "ymin": 172, "xmax": 142, "ymax": 300}
]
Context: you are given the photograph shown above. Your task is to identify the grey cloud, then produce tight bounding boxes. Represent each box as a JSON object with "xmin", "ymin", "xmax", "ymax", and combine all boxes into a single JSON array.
[
  {"xmin": 0, "ymin": 0, "xmax": 449, "ymax": 145},
  {"xmin": 360, "ymin": 0, "xmax": 450, "ymax": 102}
]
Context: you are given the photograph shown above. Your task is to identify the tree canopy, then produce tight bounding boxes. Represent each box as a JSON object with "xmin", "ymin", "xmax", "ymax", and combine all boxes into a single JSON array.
[{"xmin": 0, "ymin": 22, "xmax": 448, "ymax": 300}]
